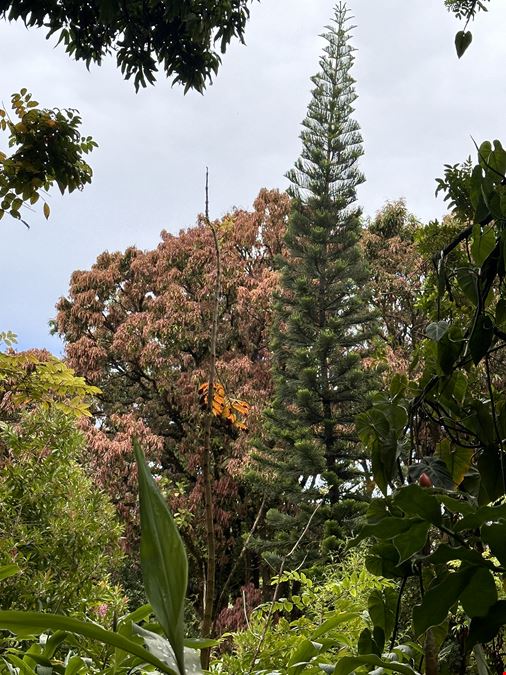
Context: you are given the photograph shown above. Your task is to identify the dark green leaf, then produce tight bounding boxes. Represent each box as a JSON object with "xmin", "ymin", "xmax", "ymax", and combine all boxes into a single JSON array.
[
  {"xmin": 408, "ymin": 457, "xmax": 453, "ymax": 490},
  {"xmin": 481, "ymin": 523, "xmax": 506, "ymax": 566},
  {"xmin": 469, "ymin": 314, "xmax": 494, "ymax": 365},
  {"xmin": 287, "ymin": 637, "xmax": 322, "ymax": 673},
  {"xmin": 393, "ymin": 521, "xmax": 430, "ymax": 563},
  {"xmin": 460, "ymin": 567, "xmax": 497, "ymax": 617},
  {"xmin": 428, "ymin": 544, "xmax": 489, "ymax": 568},
  {"xmin": 467, "ymin": 600, "xmax": 506, "ymax": 650},
  {"xmin": 413, "ymin": 568, "xmax": 473, "ymax": 636},
  {"xmin": 455, "ymin": 30, "xmax": 472, "ymax": 58},
  {"xmin": 358, "ymin": 628, "xmax": 380, "ymax": 656},
  {"xmin": 393, "ymin": 484, "xmax": 442, "ymax": 525}
]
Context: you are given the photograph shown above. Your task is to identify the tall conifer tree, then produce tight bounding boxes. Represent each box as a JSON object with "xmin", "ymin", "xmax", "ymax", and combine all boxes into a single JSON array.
[{"xmin": 260, "ymin": 3, "xmax": 376, "ymax": 552}]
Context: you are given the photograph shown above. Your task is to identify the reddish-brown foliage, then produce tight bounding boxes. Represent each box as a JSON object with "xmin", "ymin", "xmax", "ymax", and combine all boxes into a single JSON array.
[{"xmin": 54, "ymin": 188, "xmax": 289, "ymax": 623}]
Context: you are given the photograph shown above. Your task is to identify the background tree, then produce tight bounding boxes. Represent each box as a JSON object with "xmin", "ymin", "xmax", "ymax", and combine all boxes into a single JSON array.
[
  {"xmin": 257, "ymin": 2, "xmax": 377, "ymax": 559},
  {"xmin": 54, "ymin": 188, "xmax": 290, "ymax": 629},
  {"xmin": 0, "ymin": 0, "xmax": 252, "ymax": 91},
  {"xmin": 0, "ymin": 341, "xmax": 125, "ymax": 618},
  {"xmin": 361, "ymin": 200, "xmax": 426, "ymax": 375}
]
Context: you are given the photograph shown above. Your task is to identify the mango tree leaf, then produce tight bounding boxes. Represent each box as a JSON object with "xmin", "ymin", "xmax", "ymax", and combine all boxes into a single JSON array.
[
  {"xmin": 0, "ymin": 611, "xmax": 178, "ymax": 675},
  {"xmin": 133, "ymin": 439, "xmax": 188, "ymax": 675}
]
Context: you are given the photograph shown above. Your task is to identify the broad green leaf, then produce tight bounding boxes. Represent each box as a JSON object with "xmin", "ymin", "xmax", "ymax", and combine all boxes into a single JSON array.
[
  {"xmin": 133, "ymin": 439, "xmax": 188, "ymax": 675},
  {"xmin": 64, "ymin": 655, "xmax": 87, "ymax": 675},
  {"xmin": 368, "ymin": 589, "xmax": 395, "ymax": 640},
  {"xmin": 334, "ymin": 654, "xmax": 418, "ymax": 675},
  {"xmin": 365, "ymin": 542, "xmax": 414, "ymax": 580},
  {"xmin": 408, "ymin": 457, "xmax": 453, "ymax": 490},
  {"xmin": 428, "ymin": 544, "xmax": 490, "ymax": 568},
  {"xmin": 455, "ymin": 499, "xmax": 506, "ymax": 532},
  {"xmin": 495, "ymin": 298, "xmax": 506, "ymax": 329},
  {"xmin": 436, "ymin": 440, "xmax": 473, "ymax": 488},
  {"xmin": 460, "ymin": 567, "xmax": 497, "ymax": 618},
  {"xmin": 413, "ymin": 568, "xmax": 474, "ymax": 636},
  {"xmin": 469, "ymin": 313, "xmax": 494, "ymax": 365},
  {"xmin": 471, "ymin": 224, "xmax": 496, "ymax": 266},
  {"xmin": 393, "ymin": 484, "xmax": 442, "ymax": 525},
  {"xmin": 476, "ymin": 448, "xmax": 506, "ymax": 503},
  {"xmin": 287, "ymin": 637, "xmax": 322, "ymax": 673},
  {"xmin": 358, "ymin": 627, "xmax": 381, "ymax": 656},
  {"xmin": 353, "ymin": 516, "xmax": 420, "ymax": 545},
  {"xmin": 310, "ymin": 612, "xmax": 359, "ymax": 640},
  {"xmin": 455, "ymin": 30, "xmax": 472, "ymax": 58},
  {"xmin": 467, "ymin": 600, "xmax": 506, "ymax": 650},
  {"xmin": 133, "ymin": 624, "xmax": 203, "ymax": 674},
  {"xmin": 456, "ymin": 268, "xmax": 478, "ymax": 304},
  {"xmin": 0, "ymin": 611, "xmax": 177, "ymax": 675},
  {"xmin": 0, "ymin": 564, "xmax": 20, "ymax": 581},
  {"xmin": 392, "ymin": 521, "xmax": 430, "ymax": 563},
  {"xmin": 481, "ymin": 523, "xmax": 506, "ymax": 566}
]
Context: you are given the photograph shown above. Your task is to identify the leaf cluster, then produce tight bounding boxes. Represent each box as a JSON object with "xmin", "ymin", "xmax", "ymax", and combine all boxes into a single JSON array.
[
  {"xmin": 0, "ymin": 90, "xmax": 96, "ymax": 224},
  {"xmin": 0, "ymin": 0, "xmax": 252, "ymax": 92}
]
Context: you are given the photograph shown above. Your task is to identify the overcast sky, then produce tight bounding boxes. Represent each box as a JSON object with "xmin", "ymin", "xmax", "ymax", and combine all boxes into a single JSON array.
[{"xmin": 1, "ymin": 0, "xmax": 505, "ymax": 354}]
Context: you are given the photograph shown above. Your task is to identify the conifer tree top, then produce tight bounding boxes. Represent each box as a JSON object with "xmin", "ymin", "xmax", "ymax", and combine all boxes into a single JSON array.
[{"xmin": 286, "ymin": 2, "xmax": 364, "ymax": 210}]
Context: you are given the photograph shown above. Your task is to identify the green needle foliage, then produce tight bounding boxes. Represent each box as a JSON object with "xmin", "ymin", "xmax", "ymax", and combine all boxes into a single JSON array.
[{"xmin": 258, "ymin": 2, "xmax": 377, "ymax": 557}]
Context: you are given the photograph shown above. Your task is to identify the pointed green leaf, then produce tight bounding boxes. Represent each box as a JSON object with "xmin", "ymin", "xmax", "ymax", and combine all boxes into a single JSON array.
[
  {"xmin": 0, "ymin": 611, "xmax": 177, "ymax": 675},
  {"xmin": 133, "ymin": 439, "xmax": 188, "ymax": 675}
]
